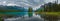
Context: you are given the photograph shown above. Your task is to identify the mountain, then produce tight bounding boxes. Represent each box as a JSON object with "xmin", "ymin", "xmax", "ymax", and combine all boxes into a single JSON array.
[
  {"xmin": 0, "ymin": 5, "xmax": 28, "ymax": 16},
  {"xmin": 0, "ymin": 5, "xmax": 28, "ymax": 12}
]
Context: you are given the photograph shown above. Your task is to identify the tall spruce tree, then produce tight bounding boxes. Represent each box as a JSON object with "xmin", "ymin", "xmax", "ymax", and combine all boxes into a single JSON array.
[{"xmin": 28, "ymin": 7, "xmax": 33, "ymax": 17}]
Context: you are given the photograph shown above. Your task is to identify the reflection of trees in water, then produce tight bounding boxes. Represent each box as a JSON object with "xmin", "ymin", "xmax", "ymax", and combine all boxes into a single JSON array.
[{"xmin": 44, "ymin": 15, "xmax": 58, "ymax": 21}]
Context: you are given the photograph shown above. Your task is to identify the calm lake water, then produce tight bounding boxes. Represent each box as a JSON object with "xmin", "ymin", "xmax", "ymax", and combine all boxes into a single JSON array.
[{"xmin": 0, "ymin": 12, "xmax": 28, "ymax": 16}]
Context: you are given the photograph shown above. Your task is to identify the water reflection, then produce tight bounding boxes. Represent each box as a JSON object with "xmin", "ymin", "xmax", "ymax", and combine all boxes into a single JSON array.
[{"xmin": 4, "ymin": 13, "xmax": 44, "ymax": 21}]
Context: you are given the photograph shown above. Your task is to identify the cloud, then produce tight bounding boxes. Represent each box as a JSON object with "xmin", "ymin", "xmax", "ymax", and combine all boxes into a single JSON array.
[
  {"xmin": 0, "ymin": 0, "xmax": 44, "ymax": 9},
  {"xmin": 0, "ymin": 0, "xmax": 60, "ymax": 10},
  {"xmin": 7, "ymin": 3, "xmax": 17, "ymax": 6},
  {"xmin": 44, "ymin": 0, "xmax": 60, "ymax": 3}
]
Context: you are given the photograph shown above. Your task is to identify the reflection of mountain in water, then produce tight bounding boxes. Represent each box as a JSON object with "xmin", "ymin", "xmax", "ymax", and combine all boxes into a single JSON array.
[{"xmin": 4, "ymin": 14, "xmax": 44, "ymax": 21}]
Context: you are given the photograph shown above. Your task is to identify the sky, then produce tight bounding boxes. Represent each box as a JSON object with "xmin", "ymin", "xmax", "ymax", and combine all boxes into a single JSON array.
[
  {"xmin": 45, "ymin": 0, "xmax": 60, "ymax": 3},
  {"xmin": 0, "ymin": 0, "xmax": 59, "ymax": 10}
]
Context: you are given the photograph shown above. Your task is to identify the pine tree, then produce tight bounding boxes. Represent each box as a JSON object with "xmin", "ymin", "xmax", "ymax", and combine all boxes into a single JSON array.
[{"xmin": 28, "ymin": 7, "xmax": 33, "ymax": 17}]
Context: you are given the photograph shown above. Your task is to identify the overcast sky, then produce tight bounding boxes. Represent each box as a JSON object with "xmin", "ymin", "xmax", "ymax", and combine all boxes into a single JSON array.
[{"xmin": 0, "ymin": 0, "xmax": 59, "ymax": 10}]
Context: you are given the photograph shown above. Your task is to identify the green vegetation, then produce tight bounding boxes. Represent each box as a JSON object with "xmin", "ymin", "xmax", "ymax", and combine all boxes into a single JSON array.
[
  {"xmin": 28, "ymin": 7, "xmax": 33, "ymax": 17},
  {"xmin": 35, "ymin": 2, "xmax": 60, "ymax": 15},
  {"xmin": 45, "ymin": 12, "xmax": 60, "ymax": 16},
  {"xmin": 0, "ymin": 10, "xmax": 21, "ymax": 12},
  {"xmin": 35, "ymin": 2, "xmax": 60, "ymax": 21}
]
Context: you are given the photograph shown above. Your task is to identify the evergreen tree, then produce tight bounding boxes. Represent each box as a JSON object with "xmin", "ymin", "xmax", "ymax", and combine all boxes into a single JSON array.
[{"xmin": 28, "ymin": 7, "xmax": 33, "ymax": 17}]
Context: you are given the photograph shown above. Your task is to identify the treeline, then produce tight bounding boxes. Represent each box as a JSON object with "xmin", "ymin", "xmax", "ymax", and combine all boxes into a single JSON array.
[
  {"xmin": 44, "ymin": 2, "xmax": 60, "ymax": 12},
  {"xmin": 0, "ymin": 6, "xmax": 25, "ymax": 12},
  {"xmin": 36, "ymin": 2, "xmax": 60, "ymax": 12},
  {"xmin": 0, "ymin": 10, "xmax": 21, "ymax": 12},
  {"xmin": 35, "ymin": 2, "xmax": 60, "ymax": 14}
]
